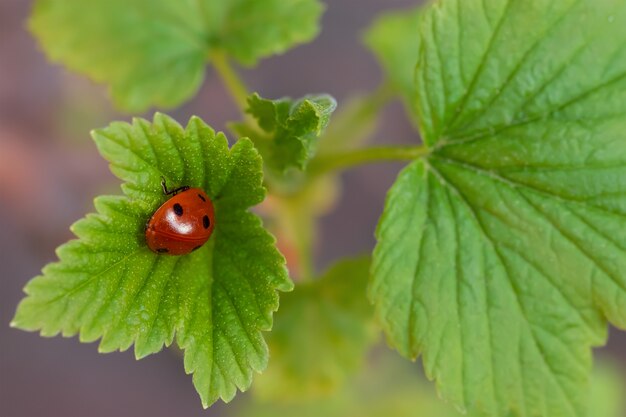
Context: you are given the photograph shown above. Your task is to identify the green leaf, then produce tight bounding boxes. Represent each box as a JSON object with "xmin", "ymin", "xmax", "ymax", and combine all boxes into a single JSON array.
[
  {"xmin": 253, "ymin": 256, "xmax": 378, "ymax": 401},
  {"xmin": 233, "ymin": 354, "xmax": 624, "ymax": 417},
  {"xmin": 317, "ymin": 88, "xmax": 392, "ymax": 156},
  {"xmin": 215, "ymin": 0, "xmax": 323, "ymax": 66},
  {"xmin": 364, "ymin": 6, "xmax": 423, "ymax": 116},
  {"xmin": 11, "ymin": 113, "xmax": 293, "ymax": 408},
  {"xmin": 371, "ymin": 1, "xmax": 626, "ymax": 416},
  {"xmin": 589, "ymin": 361, "xmax": 626, "ymax": 417},
  {"xmin": 268, "ymin": 175, "xmax": 341, "ymax": 280},
  {"xmin": 29, "ymin": 0, "xmax": 324, "ymax": 111},
  {"xmin": 232, "ymin": 350, "xmax": 467, "ymax": 417},
  {"xmin": 240, "ymin": 93, "xmax": 337, "ymax": 173}
]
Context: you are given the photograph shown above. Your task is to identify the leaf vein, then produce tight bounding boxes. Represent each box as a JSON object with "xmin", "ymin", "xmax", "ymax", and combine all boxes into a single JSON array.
[
  {"xmin": 453, "ymin": 0, "xmax": 582, "ymax": 133},
  {"xmin": 428, "ymin": 162, "xmax": 581, "ymax": 417},
  {"xmin": 443, "ymin": 0, "xmax": 514, "ymax": 134}
]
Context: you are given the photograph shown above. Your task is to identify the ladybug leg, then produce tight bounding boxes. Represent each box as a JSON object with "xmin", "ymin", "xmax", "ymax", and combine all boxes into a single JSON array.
[
  {"xmin": 160, "ymin": 176, "xmax": 190, "ymax": 195},
  {"xmin": 160, "ymin": 177, "xmax": 171, "ymax": 194}
]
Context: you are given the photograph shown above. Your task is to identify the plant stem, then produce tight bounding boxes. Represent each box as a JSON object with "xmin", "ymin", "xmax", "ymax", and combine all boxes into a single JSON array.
[
  {"xmin": 210, "ymin": 51, "xmax": 250, "ymax": 113},
  {"xmin": 309, "ymin": 145, "xmax": 429, "ymax": 177},
  {"xmin": 282, "ymin": 199, "xmax": 315, "ymax": 282}
]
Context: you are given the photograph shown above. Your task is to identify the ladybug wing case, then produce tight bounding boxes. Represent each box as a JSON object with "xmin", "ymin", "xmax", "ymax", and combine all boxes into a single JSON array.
[{"xmin": 146, "ymin": 188, "xmax": 215, "ymax": 255}]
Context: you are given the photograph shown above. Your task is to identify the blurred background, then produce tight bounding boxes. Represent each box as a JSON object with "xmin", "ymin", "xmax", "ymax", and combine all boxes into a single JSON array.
[{"xmin": 1, "ymin": 0, "xmax": 625, "ymax": 416}]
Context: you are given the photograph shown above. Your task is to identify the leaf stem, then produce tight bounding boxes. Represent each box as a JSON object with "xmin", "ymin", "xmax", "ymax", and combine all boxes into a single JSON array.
[
  {"xmin": 210, "ymin": 51, "xmax": 250, "ymax": 114},
  {"xmin": 309, "ymin": 145, "xmax": 429, "ymax": 177}
]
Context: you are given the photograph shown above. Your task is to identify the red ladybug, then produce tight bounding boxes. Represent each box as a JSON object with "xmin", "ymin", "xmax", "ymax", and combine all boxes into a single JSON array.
[{"xmin": 145, "ymin": 178, "xmax": 215, "ymax": 255}]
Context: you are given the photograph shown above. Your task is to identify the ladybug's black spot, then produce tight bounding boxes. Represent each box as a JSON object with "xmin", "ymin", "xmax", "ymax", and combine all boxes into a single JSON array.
[
  {"xmin": 197, "ymin": 193, "xmax": 206, "ymax": 202},
  {"xmin": 157, "ymin": 248, "xmax": 169, "ymax": 253},
  {"xmin": 203, "ymin": 215, "xmax": 210, "ymax": 229},
  {"xmin": 192, "ymin": 245, "xmax": 202, "ymax": 252},
  {"xmin": 173, "ymin": 203, "xmax": 183, "ymax": 216}
]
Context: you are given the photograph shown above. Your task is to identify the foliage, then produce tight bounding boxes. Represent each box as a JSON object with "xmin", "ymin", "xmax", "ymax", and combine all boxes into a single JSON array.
[
  {"xmin": 231, "ymin": 352, "xmax": 625, "ymax": 417},
  {"xmin": 370, "ymin": 1, "xmax": 626, "ymax": 416},
  {"xmin": 364, "ymin": 6, "xmax": 422, "ymax": 117},
  {"xmin": 29, "ymin": 0, "xmax": 324, "ymax": 110},
  {"xmin": 253, "ymin": 256, "xmax": 378, "ymax": 401},
  {"xmin": 12, "ymin": 114, "xmax": 292, "ymax": 407},
  {"xmin": 12, "ymin": 0, "xmax": 626, "ymax": 416},
  {"xmin": 234, "ymin": 93, "xmax": 337, "ymax": 174}
]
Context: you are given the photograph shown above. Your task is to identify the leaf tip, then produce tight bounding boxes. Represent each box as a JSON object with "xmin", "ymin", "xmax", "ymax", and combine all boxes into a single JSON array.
[
  {"xmin": 152, "ymin": 111, "xmax": 169, "ymax": 123},
  {"xmin": 278, "ymin": 273, "xmax": 295, "ymax": 292},
  {"xmin": 187, "ymin": 115, "xmax": 205, "ymax": 127},
  {"xmin": 89, "ymin": 127, "xmax": 105, "ymax": 143},
  {"xmin": 134, "ymin": 350, "xmax": 149, "ymax": 361},
  {"xmin": 129, "ymin": 115, "xmax": 150, "ymax": 130},
  {"xmin": 200, "ymin": 396, "xmax": 210, "ymax": 409},
  {"xmin": 97, "ymin": 343, "xmax": 113, "ymax": 354},
  {"xmin": 247, "ymin": 92, "xmax": 262, "ymax": 105},
  {"xmin": 234, "ymin": 135, "xmax": 255, "ymax": 150}
]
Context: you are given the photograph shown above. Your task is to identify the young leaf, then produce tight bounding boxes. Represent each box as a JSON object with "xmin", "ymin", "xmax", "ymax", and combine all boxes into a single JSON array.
[
  {"xmin": 237, "ymin": 93, "xmax": 337, "ymax": 173},
  {"xmin": 364, "ymin": 6, "xmax": 423, "ymax": 116},
  {"xmin": 29, "ymin": 0, "xmax": 324, "ymax": 111},
  {"xmin": 11, "ymin": 113, "xmax": 293, "ymax": 408},
  {"xmin": 253, "ymin": 256, "xmax": 378, "ymax": 401},
  {"xmin": 371, "ymin": 1, "xmax": 626, "ymax": 417}
]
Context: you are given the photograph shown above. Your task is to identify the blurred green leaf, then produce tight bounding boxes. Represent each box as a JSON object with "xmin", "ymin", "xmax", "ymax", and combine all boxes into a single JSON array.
[
  {"xmin": 234, "ymin": 353, "xmax": 626, "ymax": 417},
  {"xmin": 215, "ymin": 0, "xmax": 324, "ymax": 66},
  {"xmin": 253, "ymin": 256, "xmax": 377, "ymax": 401},
  {"xmin": 317, "ymin": 86, "xmax": 393, "ymax": 156},
  {"xmin": 238, "ymin": 93, "xmax": 337, "ymax": 173},
  {"xmin": 364, "ymin": 6, "xmax": 423, "ymax": 117},
  {"xmin": 372, "ymin": 0, "xmax": 626, "ymax": 416},
  {"xmin": 234, "ymin": 350, "xmax": 464, "ymax": 417},
  {"xmin": 267, "ymin": 175, "xmax": 340, "ymax": 279},
  {"xmin": 589, "ymin": 361, "xmax": 626, "ymax": 417},
  {"xmin": 12, "ymin": 113, "xmax": 292, "ymax": 407},
  {"xmin": 29, "ymin": 0, "xmax": 324, "ymax": 111}
]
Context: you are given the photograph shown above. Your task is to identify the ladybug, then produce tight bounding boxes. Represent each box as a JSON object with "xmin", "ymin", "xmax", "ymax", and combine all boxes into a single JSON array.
[{"xmin": 145, "ymin": 178, "xmax": 215, "ymax": 255}]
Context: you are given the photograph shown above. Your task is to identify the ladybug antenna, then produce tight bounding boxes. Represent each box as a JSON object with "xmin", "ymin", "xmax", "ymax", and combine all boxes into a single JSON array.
[{"xmin": 160, "ymin": 176, "xmax": 190, "ymax": 196}]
